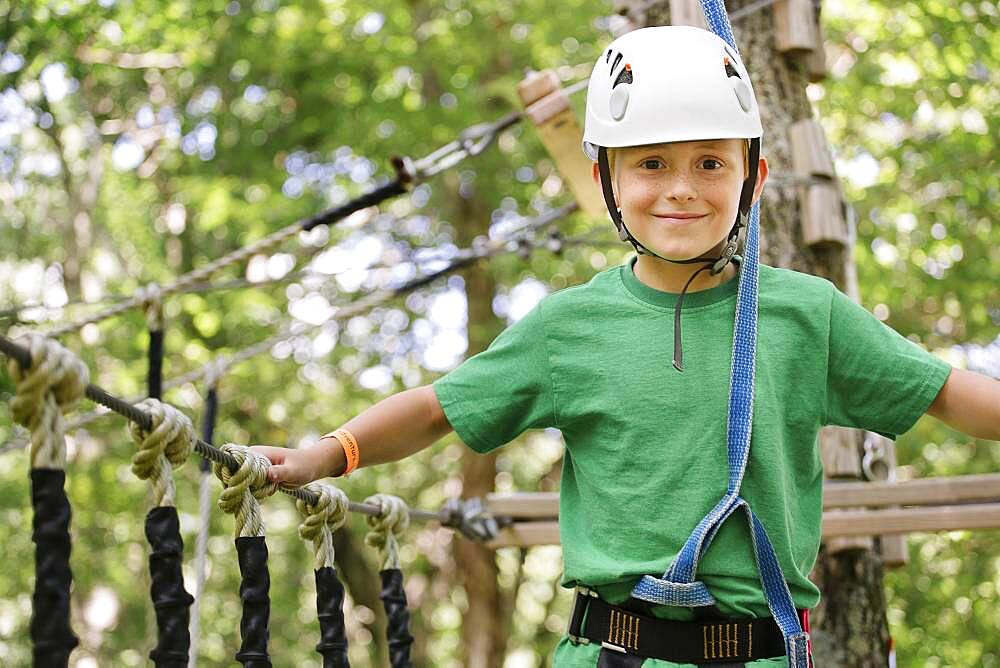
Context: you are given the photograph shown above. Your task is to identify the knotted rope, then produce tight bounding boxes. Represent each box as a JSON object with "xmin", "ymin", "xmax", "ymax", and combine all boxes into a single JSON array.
[
  {"xmin": 127, "ymin": 398, "xmax": 195, "ymax": 508},
  {"xmin": 214, "ymin": 444, "xmax": 278, "ymax": 538},
  {"xmin": 297, "ymin": 483, "xmax": 350, "ymax": 570},
  {"xmin": 364, "ymin": 494, "xmax": 410, "ymax": 571},
  {"xmin": 8, "ymin": 334, "xmax": 89, "ymax": 469},
  {"xmin": 137, "ymin": 282, "xmax": 164, "ymax": 332}
]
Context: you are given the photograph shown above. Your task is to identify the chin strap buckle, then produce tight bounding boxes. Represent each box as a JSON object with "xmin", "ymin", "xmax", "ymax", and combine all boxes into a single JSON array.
[{"xmin": 711, "ymin": 239, "xmax": 739, "ymax": 275}]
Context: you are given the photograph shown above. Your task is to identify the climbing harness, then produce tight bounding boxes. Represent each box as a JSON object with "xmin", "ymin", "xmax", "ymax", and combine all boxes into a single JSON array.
[
  {"xmin": 365, "ymin": 494, "xmax": 415, "ymax": 668},
  {"xmin": 621, "ymin": 6, "xmax": 811, "ymax": 667},
  {"xmin": 298, "ymin": 483, "xmax": 351, "ymax": 667},
  {"xmin": 567, "ymin": 588, "xmax": 807, "ymax": 664}
]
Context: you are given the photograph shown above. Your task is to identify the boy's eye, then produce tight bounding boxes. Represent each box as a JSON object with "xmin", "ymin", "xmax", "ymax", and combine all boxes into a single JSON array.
[
  {"xmin": 700, "ymin": 158, "xmax": 724, "ymax": 170},
  {"xmin": 640, "ymin": 159, "xmax": 664, "ymax": 169}
]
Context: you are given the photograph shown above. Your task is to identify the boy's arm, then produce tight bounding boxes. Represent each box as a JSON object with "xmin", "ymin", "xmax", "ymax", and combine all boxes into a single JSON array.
[
  {"xmin": 251, "ymin": 385, "xmax": 453, "ymax": 486},
  {"xmin": 926, "ymin": 367, "xmax": 1000, "ymax": 440}
]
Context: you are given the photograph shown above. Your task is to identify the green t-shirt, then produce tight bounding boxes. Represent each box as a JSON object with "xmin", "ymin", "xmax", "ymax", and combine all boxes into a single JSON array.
[{"xmin": 433, "ymin": 257, "xmax": 950, "ymax": 665}]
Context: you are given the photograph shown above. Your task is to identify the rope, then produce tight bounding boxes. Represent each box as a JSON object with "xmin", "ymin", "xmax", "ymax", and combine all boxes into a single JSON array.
[
  {"xmin": 214, "ymin": 444, "xmax": 278, "ymax": 538},
  {"xmin": 2, "ymin": 202, "xmax": 582, "ymax": 454},
  {"xmin": 43, "ymin": 106, "xmax": 534, "ymax": 339},
  {"xmin": 189, "ymin": 383, "xmax": 219, "ymax": 668},
  {"xmin": 127, "ymin": 398, "xmax": 195, "ymax": 508},
  {"xmin": 188, "ymin": 466, "xmax": 212, "ymax": 668},
  {"xmin": 7, "ymin": 334, "xmax": 89, "ymax": 469},
  {"xmin": 364, "ymin": 494, "xmax": 410, "ymax": 571},
  {"xmin": 297, "ymin": 483, "xmax": 350, "ymax": 570}
]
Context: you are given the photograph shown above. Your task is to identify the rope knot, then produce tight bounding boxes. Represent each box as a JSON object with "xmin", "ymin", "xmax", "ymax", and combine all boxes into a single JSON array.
[
  {"xmin": 136, "ymin": 282, "xmax": 164, "ymax": 330},
  {"xmin": 8, "ymin": 334, "xmax": 89, "ymax": 469},
  {"xmin": 214, "ymin": 444, "xmax": 278, "ymax": 537},
  {"xmin": 364, "ymin": 494, "xmax": 410, "ymax": 570},
  {"xmin": 297, "ymin": 483, "xmax": 350, "ymax": 570},
  {"xmin": 127, "ymin": 398, "xmax": 196, "ymax": 507}
]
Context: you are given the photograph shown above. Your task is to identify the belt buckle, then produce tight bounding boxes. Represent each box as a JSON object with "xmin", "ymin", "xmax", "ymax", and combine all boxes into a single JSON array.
[{"xmin": 567, "ymin": 586, "xmax": 598, "ymax": 645}]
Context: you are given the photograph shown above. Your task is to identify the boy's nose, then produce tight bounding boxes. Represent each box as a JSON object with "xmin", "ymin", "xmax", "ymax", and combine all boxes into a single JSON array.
[{"xmin": 663, "ymin": 176, "xmax": 698, "ymax": 202}]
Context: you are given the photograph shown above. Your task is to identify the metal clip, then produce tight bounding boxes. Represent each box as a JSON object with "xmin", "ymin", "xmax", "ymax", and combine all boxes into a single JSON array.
[{"xmin": 862, "ymin": 432, "xmax": 892, "ymax": 482}]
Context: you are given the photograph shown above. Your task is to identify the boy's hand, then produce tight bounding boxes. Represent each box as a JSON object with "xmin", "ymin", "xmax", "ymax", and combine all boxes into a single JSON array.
[{"xmin": 250, "ymin": 439, "xmax": 344, "ymax": 486}]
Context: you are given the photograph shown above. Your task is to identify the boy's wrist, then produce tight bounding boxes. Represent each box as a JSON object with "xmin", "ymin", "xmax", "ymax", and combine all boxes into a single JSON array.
[{"xmin": 314, "ymin": 435, "xmax": 348, "ymax": 478}]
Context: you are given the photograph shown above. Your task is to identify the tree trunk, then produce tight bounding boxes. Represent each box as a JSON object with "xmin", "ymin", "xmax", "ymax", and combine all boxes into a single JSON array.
[
  {"xmin": 449, "ymin": 175, "xmax": 509, "ymax": 668},
  {"xmin": 624, "ymin": 2, "xmax": 890, "ymax": 664}
]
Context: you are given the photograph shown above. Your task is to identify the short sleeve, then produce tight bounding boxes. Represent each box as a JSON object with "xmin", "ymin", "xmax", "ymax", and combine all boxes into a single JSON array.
[
  {"xmin": 432, "ymin": 303, "xmax": 557, "ymax": 453},
  {"xmin": 825, "ymin": 288, "xmax": 952, "ymax": 439}
]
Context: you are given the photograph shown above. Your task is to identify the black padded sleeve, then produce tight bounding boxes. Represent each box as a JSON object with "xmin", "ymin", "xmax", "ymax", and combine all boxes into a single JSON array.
[
  {"xmin": 314, "ymin": 567, "xmax": 350, "ymax": 667},
  {"xmin": 234, "ymin": 536, "xmax": 272, "ymax": 667},
  {"xmin": 379, "ymin": 568, "xmax": 414, "ymax": 668},
  {"xmin": 145, "ymin": 506, "xmax": 195, "ymax": 666},
  {"xmin": 30, "ymin": 469, "xmax": 79, "ymax": 667}
]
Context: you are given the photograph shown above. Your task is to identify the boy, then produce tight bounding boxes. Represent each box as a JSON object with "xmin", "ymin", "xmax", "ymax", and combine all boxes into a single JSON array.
[{"xmin": 253, "ymin": 26, "xmax": 999, "ymax": 667}]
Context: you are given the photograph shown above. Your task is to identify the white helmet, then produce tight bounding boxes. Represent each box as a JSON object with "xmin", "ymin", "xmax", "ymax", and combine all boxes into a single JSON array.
[{"xmin": 582, "ymin": 25, "xmax": 762, "ymax": 160}]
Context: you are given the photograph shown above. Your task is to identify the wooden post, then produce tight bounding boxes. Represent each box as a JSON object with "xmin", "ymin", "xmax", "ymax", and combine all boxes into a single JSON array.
[
  {"xmin": 805, "ymin": 19, "xmax": 828, "ymax": 82},
  {"xmin": 866, "ymin": 432, "xmax": 909, "ymax": 568},
  {"xmin": 669, "ymin": 0, "xmax": 708, "ymax": 28},
  {"xmin": 773, "ymin": 0, "xmax": 819, "ymax": 55},
  {"xmin": 820, "ymin": 427, "xmax": 874, "ymax": 553},
  {"xmin": 516, "ymin": 70, "xmax": 607, "ymax": 219}
]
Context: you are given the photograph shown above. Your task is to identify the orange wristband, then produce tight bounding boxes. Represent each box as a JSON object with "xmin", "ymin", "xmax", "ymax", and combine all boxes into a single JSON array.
[{"xmin": 323, "ymin": 428, "xmax": 360, "ymax": 476}]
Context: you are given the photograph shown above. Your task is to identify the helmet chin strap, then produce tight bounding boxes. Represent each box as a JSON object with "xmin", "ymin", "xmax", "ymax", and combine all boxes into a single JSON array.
[{"xmin": 597, "ymin": 141, "xmax": 761, "ymax": 371}]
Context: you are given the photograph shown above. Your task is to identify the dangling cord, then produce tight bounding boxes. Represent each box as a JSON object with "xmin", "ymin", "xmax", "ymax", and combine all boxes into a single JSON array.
[
  {"xmin": 8, "ymin": 334, "xmax": 88, "ymax": 666},
  {"xmin": 672, "ymin": 265, "xmax": 714, "ymax": 372},
  {"xmin": 189, "ymin": 377, "xmax": 220, "ymax": 668}
]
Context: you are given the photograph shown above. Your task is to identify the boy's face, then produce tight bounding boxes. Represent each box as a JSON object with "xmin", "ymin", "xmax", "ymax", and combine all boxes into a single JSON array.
[{"xmin": 593, "ymin": 139, "xmax": 766, "ymax": 261}]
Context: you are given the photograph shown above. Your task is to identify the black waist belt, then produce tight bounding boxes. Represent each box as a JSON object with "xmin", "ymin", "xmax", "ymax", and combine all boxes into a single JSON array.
[{"xmin": 568, "ymin": 588, "xmax": 801, "ymax": 664}]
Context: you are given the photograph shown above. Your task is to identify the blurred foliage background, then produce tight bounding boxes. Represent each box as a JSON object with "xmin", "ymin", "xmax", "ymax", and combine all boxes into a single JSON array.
[{"xmin": 0, "ymin": 0, "xmax": 996, "ymax": 665}]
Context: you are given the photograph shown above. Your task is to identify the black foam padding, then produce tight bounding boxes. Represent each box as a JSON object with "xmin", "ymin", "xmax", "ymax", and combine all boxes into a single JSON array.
[
  {"xmin": 314, "ymin": 567, "xmax": 350, "ymax": 667},
  {"xmin": 235, "ymin": 536, "xmax": 272, "ymax": 667},
  {"xmin": 379, "ymin": 568, "xmax": 414, "ymax": 668},
  {"xmin": 145, "ymin": 506, "xmax": 194, "ymax": 667},
  {"xmin": 30, "ymin": 469, "xmax": 79, "ymax": 667},
  {"xmin": 147, "ymin": 329, "xmax": 164, "ymax": 399}
]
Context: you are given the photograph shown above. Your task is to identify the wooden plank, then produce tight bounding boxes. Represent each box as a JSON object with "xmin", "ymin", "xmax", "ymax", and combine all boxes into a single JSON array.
[
  {"xmin": 485, "ymin": 504, "xmax": 1000, "ymax": 548},
  {"xmin": 516, "ymin": 69, "xmax": 560, "ymax": 108},
  {"xmin": 823, "ymin": 504, "xmax": 1000, "ymax": 537},
  {"xmin": 486, "ymin": 492, "xmax": 558, "ymax": 518},
  {"xmin": 486, "ymin": 521, "xmax": 559, "ymax": 549},
  {"xmin": 485, "ymin": 474, "xmax": 1000, "ymax": 519},
  {"xmin": 823, "ymin": 474, "xmax": 1000, "ymax": 509}
]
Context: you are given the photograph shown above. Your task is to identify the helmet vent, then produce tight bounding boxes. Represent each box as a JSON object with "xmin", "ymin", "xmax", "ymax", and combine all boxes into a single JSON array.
[
  {"xmin": 613, "ymin": 63, "xmax": 633, "ymax": 88},
  {"xmin": 610, "ymin": 52, "xmax": 624, "ymax": 76},
  {"xmin": 724, "ymin": 57, "xmax": 741, "ymax": 80}
]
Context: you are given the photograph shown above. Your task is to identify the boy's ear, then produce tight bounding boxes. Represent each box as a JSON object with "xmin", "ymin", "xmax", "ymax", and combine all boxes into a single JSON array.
[{"xmin": 751, "ymin": 156, "xmax": 769, "ymax": 205}]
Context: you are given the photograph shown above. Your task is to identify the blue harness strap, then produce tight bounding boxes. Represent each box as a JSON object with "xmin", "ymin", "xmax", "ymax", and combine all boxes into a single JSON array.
[{"xmin": 629, "ymin": 4, "xmax": 811, "ymax": 666}]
